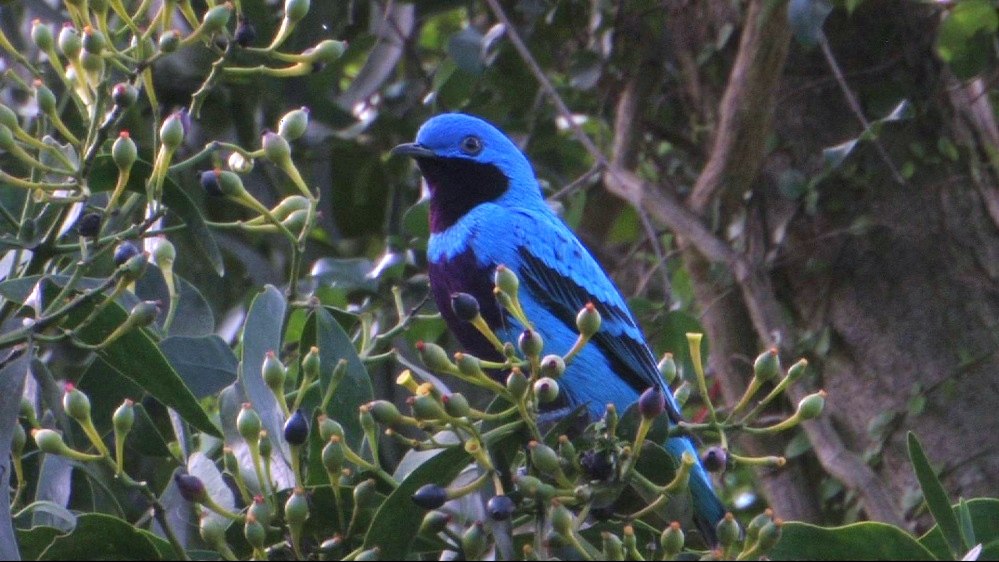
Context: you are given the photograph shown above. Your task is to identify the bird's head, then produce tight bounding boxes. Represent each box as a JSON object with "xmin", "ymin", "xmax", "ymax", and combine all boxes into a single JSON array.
[{"xmin": 392, "ymin": 114, "xmax": 543, "ymax": 232}]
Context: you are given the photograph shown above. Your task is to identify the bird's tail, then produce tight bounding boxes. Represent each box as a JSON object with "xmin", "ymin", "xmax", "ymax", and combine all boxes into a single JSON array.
[{"xmin": 664, "ymin": 436, "xmax": 726, "ymax": 546}]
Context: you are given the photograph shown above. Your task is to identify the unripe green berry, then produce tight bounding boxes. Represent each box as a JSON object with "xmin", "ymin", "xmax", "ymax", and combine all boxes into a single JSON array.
[
  {"xmin": 158, "ymin": 30, "xmax": 180, "ymax": 53},
  {"xmin": 518, "ymin": 329, "xmax": 543, "ymax": 358},
  {"xmin": 82, "ymin": 26, "xmax": 106, "ymax": 54},
  {"xmin": 528, "ymin": 441, "xmax": 561, "ymax": 474},
  {"xmin": 199, "ymin": 513, "xmax": 228, "ymax": 550},
  {"xmin": 284, "ymin": 487, "xmax": 309, "ymax": 526},
  {"xmin": 419, "ymin": 510, "xmax": 450, "ymax": 535},
  {"xmin": 301, "ymin": 346, "xmax": 320, "ymax": 380},
  {"xmin": 285, "ymin": 0, "xmax": 311, "ymax": 22},
  {"xmin": 797, "ymin": 390, "xmax": 826, "ymax": 420},
  {"xmin": 353, "ymin": 478, "xmax": 377, "ymax": 508},
  {"xmin": 443, "ymin": 393, "xmax": 470, "ymax": 418},
  {"xmin": 317, "ymin": 415, "xmax": 343, "ymax": 441},
  {"xmin": 745, "ymin": 509, "xmax": 773, "ymax": 543},
  {"xmin": 753, "ymin": 348, "xmax": 781, "ymax": 382},
  {"xmin": 576, "ymin": 302, "xmax": 601, "ymax": 337},
  {"xmin": 31, "ymin": 20, "xmax": 53, "ymax": 52},
  {"xmin": 262, "ymin": 351, "xmax": 286, "ymax": 391},
  {"xmin": 257, "ymin": 430, "xmax": 272, "ymax": 458},
  {"xmin": 494, "ymin": 264, "xmax": 518, "ymax": 295},
  {"xmin": 79, "ymin": 50, "xmax": 103, "ymax": 74},
  {"xmin": 236, "ymin": 403, "xmax": 261, "ymax": 442},
  {"xmin": 787, "ymin": 358, "xmax": 808, "ymax": 381},
  {"xmin": 506, "ymin": 369, "xmax": 528, "ymax": 399},
  {"xmin": 11, "ymin": 422, "xmax": 25, "ymax": 454},
  {"xmin": 278, "ymin": 107, "xmax": 309, "ymax": 141},
  {"xmin": 533, "ymin": 377, "xmax": 559, "ymax": 404},
  {"xmin": 717, "ymin": 512, "xmax": 740, "ymax": 548},
  {"xmin": 461, "ymin": 521, "xmax": 487, "ymax": 560},
  {"xmin": 112, "ymin": 132, "xmax": 137, "ymax": 171},
  {"xmin": 416, "ymin": 341, "xmax": 455, "ymax": 372},
  {"xmin": 151, "ymin": 238, "xmax": 175, "ymax": 269},
  {"xmin": 262, "ymin": 131, "xmax": 291, "ymax": 163},
  {"xmin": 160, "ymin": 111, "xmax": 186, "ymax": 149},
  {"xmin": 658, "ymin": 352, "xmax": 677, "ymax": 385},
  {"xmin": 454, "ymin": 352, "xmax": 485, "ymax": 378},
  {"xmin": 410, "ymin": 394, "xmax": 446, "ymax": 421},
  {"xmin": 282, "ymin": 209, "xmax": 308, "ymax": 232},
  {"xmin": 539, "ymin": 354, "xmax": 565, "ymax": 379},
  {"xmin": 659, "ymin": 521, "xmax": 684, "ymax": 558},
  {"xmin": 63, "ymin": 383, "xmax": 91, "ymax": 422},
  {"xmin": 112, "ymin": 399, "xmax": 135, "ymax": 435},
  {"xmin": 58, "ymin": 24, "xmax": 81, "ymax": 59},
  {"xmin": 112, "ymin": 83, "xmax": 138, "ymax": 108},
  {"xmin": 550, "ymin": 501, "xmax": 574, "ymax": 536},
  {"xmin": 603, "ymin": 531, "xmax": 624, "ymax": 561},
  {"xmin": 756, "ymin": 519, "xmax": 783, "ymax": 553},
  {"xmin": 128, "ymin": 300, "xmax": 160, "ymax": 328},
  {"xmin": 201, "ymin": 4, "xmax": 232, "ymax": 33},
  {"xmin": 322, "ymin": 436, "xmax": 346, "ymax": 474},
  {"xmin": 305, "ymin": 39, "xmax": 346, "ymax": 64},
  {"xmin": 243, "ymin": 514, "xmax": 266, "ymax": 549},
  {"xmin": 217, "ymin": 170, "xmax": 247, "ymax": 198},
  {"xmin": 32, "ymin": 429, "xmax": 67, "ymax": 455},
  {"xmin": 673, "ymin": 381, "xmax": 691, "ymax": 406}
]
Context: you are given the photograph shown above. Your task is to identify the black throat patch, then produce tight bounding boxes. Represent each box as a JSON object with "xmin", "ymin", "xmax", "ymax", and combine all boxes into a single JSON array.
[{"xmin": 415, "ymin": 157, "xmax": 509, "ymax": 233}]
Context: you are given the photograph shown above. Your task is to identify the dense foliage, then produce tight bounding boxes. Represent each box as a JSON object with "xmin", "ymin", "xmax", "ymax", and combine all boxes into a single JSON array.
[{"xmin": 0, "ymin": 0, "xmax": 996, "ymax": 560}]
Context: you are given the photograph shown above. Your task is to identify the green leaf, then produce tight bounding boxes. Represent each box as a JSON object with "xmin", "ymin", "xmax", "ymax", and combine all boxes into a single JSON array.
[
  {"xmin": 313, "ymin": 308, "xmax": 373, "ymax": 448},
  {"xmin": 362, "ymin": 446, "xmax": 471, "ymax": 558},
  {"xmin": 919, "ymin": 498, "xmax": 999, "ymax": 560},
  {"xmin": 935, "ymin": 0, "xmax": 999, "ymax": 79},
  {"xmin": 66, "ymin": 297, "xmax": 222, "ymax": 438},
  {"xmin": 38, "ymin": 513, "xmax": 164, "ymax": 560},
  {"xmin": 908, "ymin": 431, "xmax": 966, "ymax": 557},
  {"xmin": 16, "ymin": 526, "xmax": 62, "ymax": 561},
  {"xmin": 769, "ymin": 521, "xmax": 937, "ymax": 560},
  {"xmin": 788, "ymin": 0, "xmax": 833, "ymax": 48},
  {"xmin": 160, "ymin": 335, "xmax": 238, "ymax": 399},
  {"xmin": 135, "ymin": 269, "xmax": 214, "ymax": 336},
  {"xmin": 238, "ymin": 285, "xmax": 290, "ymax": 459},
  {"xmin": 0, "ymin": 347, "xmax": 29, "ymax": 560},
  {"xmin": 89, "ymin": 155, "xmax": 224, "ymax": 276}
]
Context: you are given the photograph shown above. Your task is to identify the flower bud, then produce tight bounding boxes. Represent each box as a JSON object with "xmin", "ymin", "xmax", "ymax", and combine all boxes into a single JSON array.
[
  {"xmin": 112, "ymin": 132, "xmax": 137, "ymax": 172},
  {"xmin": 533, "ymin": 377, "xmax": 559, "ymax": 404},
  {"xmin": 112, "ymin": 83, "xmax": 138, "ymax": 108},
  {"xmin": 412, "ymin": 483, "xmax": 448, "ymax": 510},
  {"xmin": 528, "ymin": 441, "xmax": 561, "ymax": 474},
  {"xmin": 75, "ymin": 213, "xmax": 102, "ymax": 238},
  {"xmin": 201, "ymin": 4, "xmax": 232, "ymax": 33},
  {"xmin": 442, "ymin": 393, "xmax": 470, "ymax": 418},
  {"xmin": 797, "ymin": 390, "xmax": 826, "ymax": 420},
  {"xmin": 128, "ymin": 300, "xmax": 160, "ymax": 328},
  {"xmin": 787, "ymin": 358, "xmax": 808, "ymax": 381},
  {"xmin": 419, "ymin": 510, "xmax": 451, "ymax": 535},
  {"xmin": 539, "ymin": 354, "xmax": 565, "ymax": 379},
  {"xmin": 285, "ymin": 0, "xmax": 310, "ymax": 22},
  {"xmin": 58, "ymin": 24, "xmax": 81, "ymax": 59},
  {"xmin": 305, "ymin": 39, "xmax": 346, "ymax": 64},
  {"xmin": 461, "ymin": 521, "xmax": 487, "ymax": 560},
  {"xmin": 321, "ymin": 436, "xmax": 345, "ymax": 474},
  {"xmin": 753, "ymin": 348, "xmax": 781, "ymax": 382},
  {"xmin": 658, "ymin": 353, "xmax": 677, "ymax": 385},
  {"xmin": 278, "ymin": 107, "xmax": 309, "ymax": 141},
  {"xmin": 659, "ymin": 521, "xmax": 684, "ymax": 558},
  {"xmin": 506, "ymin": 368, "xmax": 529, "ymax": 399},
  {"xmin": 34, "ymin": 82, "xmax": 56, "ymax": 115},
  {"xmin": 603, "ymin": 531, "xmax": 624, "ymax": 561},
  {"xmin": 450, "ymin": 292, "xmax": 480, "ymax": 322},
  {"xmin": 301, "ymin": 345, "xmax": 320, "ymax": 380},
  {"xmin": 518, "ymin": 329, "xmax": 543, "ymax": 358},
  {"xmin": 576, "ymin": 302, "xmax": 601, "ymax": 337},
  {"xmin": 486, "ymin": 495, "xmax": 515, "ymax": 521},
  {"xmin": 716, "ymin": 512, "xmax": 741, "ymax": 548},
  {"xmin": 237, "ymin": 403, "xmax": 261, "ymax": 443},
  {"xmin": 82, "ymin": 26, "xmax": 106, "ymax": 54},
  {"xmin": 160, "ymin": 111, "xmax": 186, "ymax": 149},
  {"xmin": 62, "ymin": 383, "xmax": 91, "ymax": 421},
  {"xmin": 234, "ymin": 15, "xmax": 256, "ymax": 47},
  {"xmin": 283, "ymin": 409, "xmax": 309, "ymax": 445},
  {"xmin": 416, "ymin": 341, "xmax": 455, "ymax": 372},
  {"xmin": 158, "ymin": 30, "xmax": 180, "ymax": 53},
  {"xmin": 317, "ymin": 415, "xmax": 343, "ymax": 441},
  {"xmin": 494, "ymin": 264, "xmax": 518, "ymax": 295},
  {"xmin": 113, "ymin": 241, "xmax": 140, "ymax": 266},
  {"xmin": 701, "ymin": 446, "xmax": 727, "ymax": 473},
  {"xmin": 262, "ymin": 131, "xmax": 291, "ymax": 163},
  {"xmin": 550, "ymin": 501, "xmax": 574, "ymax": 536},
  {"xmin": 113, "ymin": 399, "xmax": 135, "ymax": 436},
  {"xmin": 174, "ymin": 472, "xmax": 208, "ymax": 502},
  {"xmin": 31, "ymin": 20, "xmax": 53, "ymax": 51},
  {"xmin": 227, "ymin": 151, "xmax": 254, "ymax": 174},
  {"xmin": 638, "ymin": 387, "xmax": 665, "ymax": 420},
  {"xmin": 284, "ymin": 487, "xmax": 309, "ymax": 525}
]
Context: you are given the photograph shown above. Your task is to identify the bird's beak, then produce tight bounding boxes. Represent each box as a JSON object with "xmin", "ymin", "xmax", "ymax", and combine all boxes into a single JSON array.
[{"xmin": 391, "ymin": 142, "xmax": 437, "ymax": 159}]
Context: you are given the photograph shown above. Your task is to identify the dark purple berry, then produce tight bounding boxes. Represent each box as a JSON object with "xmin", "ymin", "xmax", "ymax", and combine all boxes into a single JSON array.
[
  {"xmin": 200, "ymin": 169, "xmax": 223, "ymax": 197},
  {"xmin": 412, "ymin": 484, "xmax": 448, "ymax": 510},
  {"xmin": 580, "ymin": 449, "xmax": 613, "ymax": 481},
  {"xmin": 638, "ymin": 387, "xmax": 665, "ymax": 420},
  {"xmin": 76, "ymin": 213, "xmax": 101, "ymax": 237},
  {"xmin": 113, "ymin": 241, "xmax": 140, "ymax": 266},
  {"xmin": 702, "ymin": 446, "xmax": 728, "ymax": 473},
  {"xmin": 486, "ymin": 495, "xmax": 515, "ymax": 521},
  {"xmin": 450, "ymin": 292, "xmax": 480, "ymax": 322},
  {"xmin": 173, "ymin": 472, "xmax": 207, "ymax": 503},
  {"xmin": 283, "ymin": 409, "xmax": 309, "ymax": 446},
  {"xmin": 234, "ymin": 16, "xmax": 256, "ymax": 47}
]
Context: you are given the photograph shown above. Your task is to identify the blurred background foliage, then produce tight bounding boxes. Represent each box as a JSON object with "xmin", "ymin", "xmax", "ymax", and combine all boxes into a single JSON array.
[{"xmin": 2, "ymin": 0, "xmax": 999, "ymax": 559}]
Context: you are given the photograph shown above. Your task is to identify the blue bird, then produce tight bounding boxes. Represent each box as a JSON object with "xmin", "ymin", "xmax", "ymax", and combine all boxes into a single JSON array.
[{"xmin": 393, "ymin": 113, "xmax": 725, "ymax": 543}]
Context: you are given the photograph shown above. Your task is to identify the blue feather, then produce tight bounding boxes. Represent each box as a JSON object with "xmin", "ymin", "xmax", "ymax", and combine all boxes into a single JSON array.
[{"xmin": 397, "ymin": 113, "xmax": 725, "ymax": 544}]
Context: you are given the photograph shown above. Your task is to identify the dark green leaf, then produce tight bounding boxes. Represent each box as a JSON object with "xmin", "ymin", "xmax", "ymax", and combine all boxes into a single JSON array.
[
  {"xmin": 362, "ymin": 446, "xmax": 471, "ymax": 558},
  {"xmin": 135, "ymin": 269, "xmax": 214, "ymax": 337},
  {"xmin": 908, "ymin": 432, "xmax": 965, "ymax": 557},
  {"xmin": 160, "ymin": 335, "xmax": 238, "ymax": 398},
  {"xmin": 39, "ymin": 513, "xmax": 163, "ymax": 560},
  {"xmin": 238, "ymin": 285, "xmax": 290, "ymax": 459},
  {"xmin": 16, "ymin": 526, "xmax": 62, "ymax": 561},
  {"xmin": 313, "ymin": 308, "xmax": 373, "ymax": 449},
  {"xmin": 769, "ymin": 521, "xmax": 936, "ymax": 560},
  {"xmin": 788, "ymin": 0, "xmax": 833, "ymax": 48},
  {"xmin": 919, "ymin": 498, "xmax": 999, "ymax": 560},
  {"xmin": 935, "ymin": 0, "xmax": 999, "ymax": 79},
  {"xmin": 66, "ymin": 298, "xmax": 222, "ymax": 438},
  {"xmin": 0, "ymin": 347, "xmax": 29, "ymax": 560}
]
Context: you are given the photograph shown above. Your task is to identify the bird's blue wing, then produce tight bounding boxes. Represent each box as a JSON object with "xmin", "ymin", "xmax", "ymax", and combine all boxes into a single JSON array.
[{"xmin": 508, "ymin": 210, "xmax": 683, "ymax": 422}]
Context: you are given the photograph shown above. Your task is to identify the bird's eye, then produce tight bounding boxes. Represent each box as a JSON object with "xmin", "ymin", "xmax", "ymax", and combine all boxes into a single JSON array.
[{"xmin": 460, "ymin": 136, "xmax": 483, "ymax": 155}]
